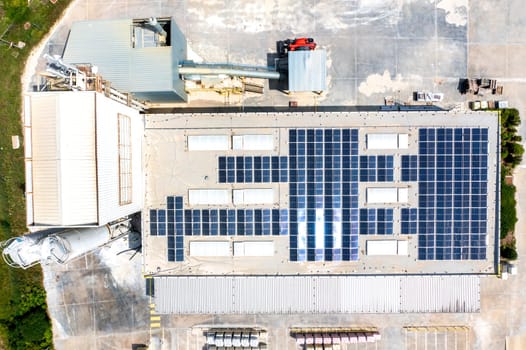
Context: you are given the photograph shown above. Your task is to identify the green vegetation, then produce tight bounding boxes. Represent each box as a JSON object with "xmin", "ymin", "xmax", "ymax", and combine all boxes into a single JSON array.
[
  {"xmin": 501, "ymin": 245, "xmax": 518, "ymax": 261},
  {"xmin": 501, "ymin": 108, "xmax": 524, "ymax": 174},
  {"xmin": 0, "ymin": 0, "xmax": 71, "ymax": 348},
  {"xmin": 499, "ymin": 108, "xmax": 523, "ymax": 261},
  {"xmin": 501, "ymin": 179, "xmax": 517, "ymax": 239}
]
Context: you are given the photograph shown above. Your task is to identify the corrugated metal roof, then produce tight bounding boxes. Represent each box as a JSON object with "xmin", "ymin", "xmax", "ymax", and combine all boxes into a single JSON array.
[
  {"xmin": 63, "ymin": 20, "xmax": 132, "ymax": 91},
  {"xmin": 94, "ymin": 93, "xmax": 143, "ymax": 225},
  {"xmin": 288, "ymin": 50, "xmax": 327, "ymax": 92},
  {"xmin": 27, "ymin": 92, "xmax": 143, "ymax": 227},
  {"xmin": 30, "ymin": 92, "xmax": 98, "ymax": 226},
  {"xmin": 130, "ymin": 47, "xmax": 173, "ymax": 92},
  {"xmin": 63, "ymin": 18, "xmax": 187, "ymax": 102},
  {"xmin": 153, "ymin": 275, "xmax": 479, "ymax": 314},
  {"xmin": 400, "ymin": 275, "xmax": 480, "ymax": 313}
]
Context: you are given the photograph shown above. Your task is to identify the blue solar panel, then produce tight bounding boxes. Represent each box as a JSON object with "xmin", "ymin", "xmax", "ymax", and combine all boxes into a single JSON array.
[
  {"xmin": 358, "ymin": 208, "xmax": 393, "ymax": 235},
  {"xmin": 401, "ymin": 208, "xmax": 418, "ymax": 234},
  {"xmin": 287, "ymin": 128, "xmax": 360, "ymax": 262},
  {"xmin": 359, "ymin": 155, "xmax": 394, "ymax": 182},
  {"xmin": 401, "ymin": 155, "xmax": 418, "ymax": 181},
  {"xmin": 416, "ymin": 127, "xmax": 489, "ymax": 260},
  {"xmin": 153, "ymin": 127, "xmax": 490, "ymax": 264}
]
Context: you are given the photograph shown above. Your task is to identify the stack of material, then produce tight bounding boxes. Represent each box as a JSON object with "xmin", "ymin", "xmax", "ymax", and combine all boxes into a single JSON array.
[{"xmin": 295, "ymin": 331, "xmax": 381, "ymax": 347}]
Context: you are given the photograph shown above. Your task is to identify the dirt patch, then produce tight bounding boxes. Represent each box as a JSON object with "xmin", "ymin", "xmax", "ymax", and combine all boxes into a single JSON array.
[{"xmin": 501, "ymin": 231, "xmax": 516, "ymax": 247}]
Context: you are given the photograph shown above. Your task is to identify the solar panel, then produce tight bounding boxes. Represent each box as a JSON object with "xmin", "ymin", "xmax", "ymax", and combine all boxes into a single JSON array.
[
  {"xmin": 401, "ymin": 155, "xmax": 418, "ymax": 181},
  {"xmin": 288, "ymin": 128, "xmax": 360, "ymax": 262},
  {"xmin": 359, "ymin": 155, "xmax": 394, "ymax": 182},
  {"xmin": 153, "ymin": 126, "xmax": 490, "ymax": 264},
  {"xmin": 416, "ymin": 127, "xmax": 489, "ymax": 260}
]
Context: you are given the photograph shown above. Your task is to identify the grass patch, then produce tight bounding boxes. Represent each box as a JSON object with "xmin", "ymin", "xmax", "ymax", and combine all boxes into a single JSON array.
[{"xmin": 0, "ymin": 0, "xmax": 71, "ymax": 348}]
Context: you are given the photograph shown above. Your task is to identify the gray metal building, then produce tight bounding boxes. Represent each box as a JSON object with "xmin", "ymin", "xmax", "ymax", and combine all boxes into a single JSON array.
[
  {"xmin": 153, "ymin": 275, "xmax": 481, "ymax": 314},
  {"xmin": 287, "ymin": 50, "xmax": 327, "ymax": 92},
  {"xmin": 62, "ymin": 17, "xmax": 187, "ymax": 103}
]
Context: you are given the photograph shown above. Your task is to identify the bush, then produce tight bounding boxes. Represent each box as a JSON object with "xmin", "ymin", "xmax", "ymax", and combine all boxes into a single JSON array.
[
  {"xmin": 501, "ymin": 181, "xmax": 517, "ymax": 238},
  {"xmin": 8, "ymin": 308, "xmax": 50, "ymax": 349},
  {"xmin": 501, "ymin": 246, "xmax": 518, "ymax": 260},
  {"xmin": 501, "ymin": 108, "xmax": 523, "ymax": 171},
  {"xmin": 14, "ymin": 286, "xmax": 47, "ymax": 318},
  {"xmin": 501, "ymin": 108, "xmax": 520, "ymax": 130}
]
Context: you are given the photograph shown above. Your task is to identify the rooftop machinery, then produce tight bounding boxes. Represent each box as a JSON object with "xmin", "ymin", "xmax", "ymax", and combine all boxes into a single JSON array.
[
  {"xmin": 179, "ymin": 37, "xmax": 326, "ymax": 95},
  {"xmin": 41, "ymin": 54, "xmax": 146, "ymax": 110}
]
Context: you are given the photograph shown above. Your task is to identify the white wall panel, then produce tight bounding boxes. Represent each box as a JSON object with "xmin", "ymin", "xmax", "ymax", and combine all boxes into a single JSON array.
[
  {"xmin": 232, "ymin": 135, "xmax": 274, "ymax": 150},
  {"xmin": 189, "ymin": 241, "xmax": 230, "ymax": 257}
]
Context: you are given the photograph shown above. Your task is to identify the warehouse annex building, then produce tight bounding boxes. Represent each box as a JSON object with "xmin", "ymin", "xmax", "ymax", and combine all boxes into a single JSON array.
[
  {"xmin": 143, "ymin": 110, "xmax": 499, "ymax": 314},
  {"xmin": 24, "ymin": 91, "xmax": 144, "ymax": 228}
]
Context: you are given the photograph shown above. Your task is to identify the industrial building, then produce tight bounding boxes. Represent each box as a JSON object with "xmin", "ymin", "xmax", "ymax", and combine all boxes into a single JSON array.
[
  {"xmin": 62, "ymin": 17, "xmax": 188, "ymax": 103},
  {"xmin": 144, "ymin": 111, "xmax": 498, "ymax": 272},
  {"xmin": 24, "ymin": 91, "xmax": 143, "ymax": 227},
  {"xmin": 142, "ymin": 110, "xmax": 499, "ymax": 315}
]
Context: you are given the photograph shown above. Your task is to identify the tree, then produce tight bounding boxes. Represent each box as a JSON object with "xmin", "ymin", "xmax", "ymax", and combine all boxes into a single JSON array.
[
  {"xmin": 501, "ymin": 246, "xmax": 518, "ymax": 260},
  {"xmin": 512, "ymin": 142, "xmax": 525, "ymax": 157},
  {"xmin": 3, "ymin": 0, "xmax": 30, "ymax": 23}
]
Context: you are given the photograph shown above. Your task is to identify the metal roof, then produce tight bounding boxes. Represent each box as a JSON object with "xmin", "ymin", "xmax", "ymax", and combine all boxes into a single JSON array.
[
  {"xmin": 62, "ymin": 18, "xmax": 187, "ymax": 102},
  {"xmin": 28, "ymin": 92, "xmax": 98, "ymax": 226},
  {"xmin": 26, "ymin": 91, "xmax": 143, "ymax": 227},
  {"xmin": 288, "ymin": 50, "xmax": 327, "ymax": 92},
  {"xmin": 153, "ymin": 275, "xmax": 480, "ymax": 314}
]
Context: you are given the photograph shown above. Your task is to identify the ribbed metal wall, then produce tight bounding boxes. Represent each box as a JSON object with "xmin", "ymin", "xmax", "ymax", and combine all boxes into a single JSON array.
[
  {"xmin": 288, "ymin": 50, "xmax": 327, "ymax": 92},
  {"xmin": 154, "ymin": 275, "xmax": 479, "ymax": 314},
  {"xmin": 63, "ymin": 18, "xmax": 187, "ymax": 102},
  {"xmin": 400, "ymin": 275, "xmax": 480, "ymax": 313}
]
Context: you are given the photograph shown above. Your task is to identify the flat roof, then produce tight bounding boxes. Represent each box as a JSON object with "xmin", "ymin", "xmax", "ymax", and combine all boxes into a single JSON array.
[{"xmin": 142, "ymin": 111, "xmax": 499, "ymax": 276}]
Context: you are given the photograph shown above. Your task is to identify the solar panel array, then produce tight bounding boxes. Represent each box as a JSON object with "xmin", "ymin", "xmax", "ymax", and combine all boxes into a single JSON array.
[
  {"xmin": 288, "ymin": 129, "xmax": 360, "ymax": 262},
  {"xmin": 183, "ymin": 208, "xmax": 288, "ymax": 236},
  {"xmin": 150, "ymin": 196, "xmax": 185, "ymax": 262},
  {"xmin": 149, "ymin": 126, "xmax": 491, "ymax": 263},
  {"xmin": 359, "ymin": 155, "xmax": 394, "ymax": 182},
  {"xmin": 400, "ymin": 208, "xmax": 418, "ymax": 234},
  {"xmin": 416, "ymin": 128, "xmax": 488, "ymax": 260},
  {"xmin": 218, "ymin": 156, "xmax": 288, "ymax": 183},
  {"xmin": 151, "ymin": 196, "xmax": 289, "ymax": 261},
  {"xmin": 401, "ymin": 155, "xmax": 418, "ymax": 181},
  {"xmin": 359, "ymin": 208, "xmax": 394, "ymax": 235}
]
